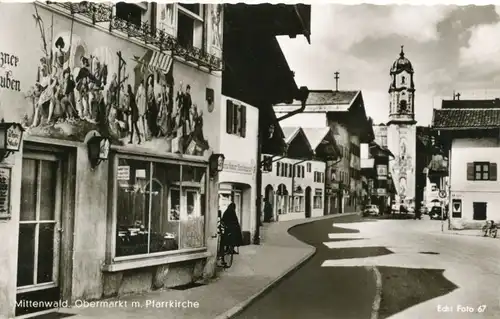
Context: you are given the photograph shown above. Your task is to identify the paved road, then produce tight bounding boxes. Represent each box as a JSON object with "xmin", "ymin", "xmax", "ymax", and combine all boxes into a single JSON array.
[
  {"xmin": 234, "ymin": 214, "xmax": 500, "ymax": 319},
  {"xmin": 233, "ymin": 214, "xmax": 378, "ymax": 319}
]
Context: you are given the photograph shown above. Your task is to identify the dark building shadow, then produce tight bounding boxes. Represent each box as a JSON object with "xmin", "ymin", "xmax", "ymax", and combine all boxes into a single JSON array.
[{"xmin": 378, "ymin": 267, "xmax": 458, "ymax": 319}]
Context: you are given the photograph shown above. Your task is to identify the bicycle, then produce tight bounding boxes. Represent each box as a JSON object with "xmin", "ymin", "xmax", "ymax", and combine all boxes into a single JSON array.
[
  {"xmin": 482, "ymin": 220, "xmax": 498, "ymax": 238},
  {"xmin": 216, "ymin": 218, "xmax": 235, "ymax": 268}
]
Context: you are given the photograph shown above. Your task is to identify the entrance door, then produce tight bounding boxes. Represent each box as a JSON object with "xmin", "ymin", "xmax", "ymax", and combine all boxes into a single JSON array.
[
  {"xmin": 473, "ymin": 202, "xmax": 487, "ymax": 220},
  {"xmin": 16, "ymin": 153, "xmax": 63, "ymax": 317},
  {"xmin": 305, "ymin": 187, "xmax": 311, "ymax": 218}
]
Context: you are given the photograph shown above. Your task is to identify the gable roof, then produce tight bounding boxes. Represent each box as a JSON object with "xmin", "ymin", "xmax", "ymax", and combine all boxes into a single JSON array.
[
  {"xmin": 282, "ymin": 127, "xmax": 301, "ymax": 144},
  {"xmin": 432, "ymin": 108, "xmax": 500, "ymax": 129},
  {"xmin": 273, "ymin": 90, "xmax": 360, "ymax": 113},
  {"xmin": 302, "ymin": 127, "xmax": 331, "ymax": 150}
]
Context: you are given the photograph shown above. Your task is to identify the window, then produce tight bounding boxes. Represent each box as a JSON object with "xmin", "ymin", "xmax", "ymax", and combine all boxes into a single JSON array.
[
  {"xmin": 401, "ymin": 76, "xmax": 406, "ymax": 84},
  {"xmin": 177, "ymin": 3, "xmax": 204, "ymax": 49},
  {"xmin": 281, "ymin": 163, "xmax": 286, "ymax": 177},
  {"xmin": 288, "ymin": 164, "xmax": 293, "ymax": 178},
  {"xmin": 307, "ymin": 163, "xmax": 312, "ymax": 173},
  {"xmin": 226, "ymin": 100, "xmax": 246, "ymax": 137},
  {"xmin": 475, "ymin": 163, "xmax": 489, "ymax": 180},
  {"xmin": 467, "ymin": 162, "xmax": 497, "ymax": 181},
  {"xmin": 314, "ymin": 190, "xmax": 323, "ymax": 209},
  {"xmin": 18, "ymin": 157, "xmax": 61, "ymax": 288},
  {"xmin": 381, "ymin": 136, "xmax": 387, "ymax": 147},
  {"xmin": 276, "ymin": 162, "xmax": 280, "ymax": 176},
  {"xmin": 115, "ymin": 2, "xmax": 146, "ymax": 27},
  {"xmin": 115, "ymin": 157, "xmax": 207, "ymax": 257},
  {"xmin": 262, "ymin": 155, "xmax": 272, "ymax": 173}
]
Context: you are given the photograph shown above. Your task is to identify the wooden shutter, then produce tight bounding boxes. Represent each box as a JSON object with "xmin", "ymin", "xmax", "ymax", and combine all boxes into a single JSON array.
[
  {"xmin": 226, "ymin": 100, "xmax": 233, "ymax": 134},
  {"xmin": 466, "ymin": 162, "xmax": 474, "ymax": 180},
  {"xmin": 490, "ymin": 163, "xmax": 497, "ymax": 181},
  {"xmin": 239, "ymin": 105, "xmax": 246, "ymax": 137}
]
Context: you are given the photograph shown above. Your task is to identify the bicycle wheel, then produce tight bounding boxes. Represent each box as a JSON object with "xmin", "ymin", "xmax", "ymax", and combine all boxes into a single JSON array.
[
  {"xmin": 491, "ymin": 228, "xmax": 498, "ymax": 238},
  {"xmin": 482, "ymin": 227, "xmax": 488, "ymax": 237},
  {"xmin": 216, "ymin": 236, "xmax": 227, "ymax": 268},
  {"xmin": 223, "ymin": 245, "xmax": 234, "ymax": 268}
]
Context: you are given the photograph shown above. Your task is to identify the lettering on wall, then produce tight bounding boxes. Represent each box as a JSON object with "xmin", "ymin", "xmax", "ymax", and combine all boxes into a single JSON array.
[
  {"xmin": 0, "ymin": 52, "xmax": 21, "ymax": 91},
  {"xmin": 0, "ymin": 167, "xmax": 11, "ymax": 219}
]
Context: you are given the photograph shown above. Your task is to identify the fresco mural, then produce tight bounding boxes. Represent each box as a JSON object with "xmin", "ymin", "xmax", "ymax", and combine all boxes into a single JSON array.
[
  {"xmin": 1, "ymin": 3, "xmax": 210, "ymax": 156},
  {"xmin": 211, "ymin": 4, "xmax": 223, "ymax": 49}
]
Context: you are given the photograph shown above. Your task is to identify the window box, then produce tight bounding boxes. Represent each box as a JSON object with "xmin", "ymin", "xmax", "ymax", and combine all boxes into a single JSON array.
[{"xmin": 107, "ymin": 152, "xmax": 208, "ymax": 268}]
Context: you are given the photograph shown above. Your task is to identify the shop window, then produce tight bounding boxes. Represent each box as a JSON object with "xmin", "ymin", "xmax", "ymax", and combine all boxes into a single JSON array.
[
  {"xmin": 314, "ymin": 195, "xmax": 323, "ymax": 209},
  {"xmin": 115, "ymin": 157, "xmax": 207, "ymax": 257},
  {"xmin": 177, "ymin": 3, "xmax": 204, "ymax": 49},
  {"xmin": 226, "ymin": 100, "xmax": 247, "ymax": 137},
  {"xmin": 115, "ymin": 2, "xmax": 147, "ymax": 27},
  {"xmin": 295, "ymin": 196, "xmax": 302, "ymax": 212}
]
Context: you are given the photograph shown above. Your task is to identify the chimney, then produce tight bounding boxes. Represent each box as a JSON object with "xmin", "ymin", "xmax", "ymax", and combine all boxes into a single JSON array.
[{"xmin": 334, "ymin": 72, "xmax": 340, "ymax": 91}]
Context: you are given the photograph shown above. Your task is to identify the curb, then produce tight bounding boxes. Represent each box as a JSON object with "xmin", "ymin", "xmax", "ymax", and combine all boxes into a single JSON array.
[
  {"xmin": 213, "ymin": 212, "xmax": 360, "ymax": 319},
  {"xmin": 367, "ymin": 265, "xmax": 382, "ymax": 319}
]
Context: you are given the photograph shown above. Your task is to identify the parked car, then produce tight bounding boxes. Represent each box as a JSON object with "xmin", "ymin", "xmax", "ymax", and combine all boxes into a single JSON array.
[
  {"xmin": 363, "ymin": 205, "xmax": 380, "ymax": 217},
  {"xmin": 429, "ymin": 206, "xmax": 448, "ymax": 220}
]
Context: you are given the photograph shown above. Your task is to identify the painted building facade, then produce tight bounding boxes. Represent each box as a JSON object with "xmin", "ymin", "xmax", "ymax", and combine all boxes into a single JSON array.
[
  {"xmin": 386, "ymin": 46, "xmax": 417, "ymax": 208},
  {"xmin": 0, "ymin": 2, "xmax": 225, "ymax": 317},
  {"xmin": 218, "ymin": 95, "xmax": 258, "ymax": 245}
]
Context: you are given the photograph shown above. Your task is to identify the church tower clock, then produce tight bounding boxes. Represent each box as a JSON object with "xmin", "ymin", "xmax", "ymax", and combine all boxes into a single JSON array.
[{"xmin": 386, "ymin": 46, "xmax": 417, "ymax": 207}]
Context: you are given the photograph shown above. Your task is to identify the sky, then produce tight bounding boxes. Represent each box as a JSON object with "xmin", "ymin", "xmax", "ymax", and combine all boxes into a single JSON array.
[{"xmin": 278, "ymin": 4, "xmax": 500, "ymax": 126}]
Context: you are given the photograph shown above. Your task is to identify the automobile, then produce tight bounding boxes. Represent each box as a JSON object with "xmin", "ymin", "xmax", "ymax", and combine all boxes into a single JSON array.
[
  {"xmin": 363, "ymin": 205, "xmax": 380, "ymax": 217},
  {"xmin": 429, "ymin": 206, "xmax": 448, "ymax": 220}
]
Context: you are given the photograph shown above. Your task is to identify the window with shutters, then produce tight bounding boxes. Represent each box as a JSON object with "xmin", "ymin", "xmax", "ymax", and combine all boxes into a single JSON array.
[
  {"xmin": 467, "ymin": 162, "xmax": 497, "ymax": 181},
  {"xmin": 226, "ymin": 100, "xmax": 247, "ymax": 137}
]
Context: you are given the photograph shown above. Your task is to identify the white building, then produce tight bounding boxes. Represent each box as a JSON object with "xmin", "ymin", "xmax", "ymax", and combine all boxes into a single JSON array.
[
  {"xmin": 218, "ymin": 95, "xmax": 259, "ymax": 244},
  {"xmin": 433, "ymin": 100, "xmax": 500, "ymax": 229},
  {"xmin": 262, "ymin": 127, "xmax": 328, "ymax": 221}
]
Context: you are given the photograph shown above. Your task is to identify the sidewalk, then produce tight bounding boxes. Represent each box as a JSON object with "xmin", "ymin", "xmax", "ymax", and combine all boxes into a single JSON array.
[{"xmin": 53, "ymin": 213, "xmax": 356, "ymax": 319}]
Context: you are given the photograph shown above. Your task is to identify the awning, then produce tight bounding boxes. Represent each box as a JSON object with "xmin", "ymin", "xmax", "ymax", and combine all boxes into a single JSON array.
[{"xmin": 149, "ymin": 51, "xmax": 173, "ymax": 74}]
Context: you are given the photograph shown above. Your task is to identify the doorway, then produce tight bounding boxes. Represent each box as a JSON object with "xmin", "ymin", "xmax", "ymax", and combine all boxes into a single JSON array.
[
  {"xmin": 16, "ymin": 152, "xmax": 64, "ymax": 317},
  {"xmin": 305, "ymin": 187, "xmax": 311, "ymax": 218},
  {"xmin": 473, "ymin": 202, "xmax": 487, "ymax": 220}
]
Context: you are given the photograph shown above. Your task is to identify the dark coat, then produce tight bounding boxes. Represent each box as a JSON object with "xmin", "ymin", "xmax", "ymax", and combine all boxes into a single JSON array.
[{"xmin": 222, "ymin": 204, "xmax": 243, "ymax": 247}]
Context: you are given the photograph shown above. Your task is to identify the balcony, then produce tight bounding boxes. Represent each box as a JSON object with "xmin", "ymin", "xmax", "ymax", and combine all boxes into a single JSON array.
[{"xmin": 45, "ymin": 1, "xmax": 223, "ymax": 71}]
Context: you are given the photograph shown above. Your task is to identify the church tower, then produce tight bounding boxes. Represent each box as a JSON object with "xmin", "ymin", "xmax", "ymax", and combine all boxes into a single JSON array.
[{"xmin": 386, "ymin": 46, "xmax": 417, "ymax": 206}]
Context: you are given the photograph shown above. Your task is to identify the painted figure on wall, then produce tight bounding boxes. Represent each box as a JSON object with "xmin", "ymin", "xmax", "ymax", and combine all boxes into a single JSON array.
[
  {"xmin": 211, "ymin": 4, "xmax": 223, "ymax": 48},
  {"xmin": 22, "ymin": 6, "xmax": 209, "ymax": 156}
]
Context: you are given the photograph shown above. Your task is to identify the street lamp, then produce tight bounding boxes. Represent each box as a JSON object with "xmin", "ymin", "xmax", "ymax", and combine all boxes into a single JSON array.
[
  {"xmin": 209, "ymin": 153, "xmax": 225, "ymax": 178},
  {"xmin": 86, "ymin": 134, "xmax": 110, "ymax": 169}
]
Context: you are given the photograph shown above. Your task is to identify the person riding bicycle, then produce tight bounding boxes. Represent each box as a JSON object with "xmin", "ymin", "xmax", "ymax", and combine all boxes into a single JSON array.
[{"xmin": 221, "ymin": 203, "xmax": 243, "ymax": 254}]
